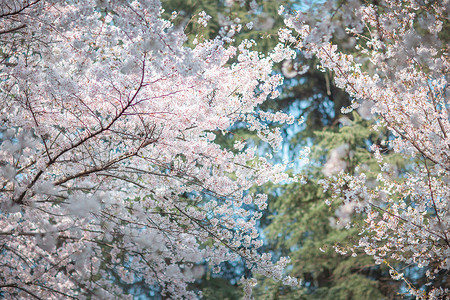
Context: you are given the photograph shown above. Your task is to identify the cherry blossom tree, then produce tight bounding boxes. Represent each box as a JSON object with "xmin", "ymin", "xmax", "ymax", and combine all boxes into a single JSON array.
[
  {"xmin": 0, "ymin": 0, "xmax": 300, "ymax": 298},
  {"xmin": 279, "ymin": 0, "xmax": 449, "ymax": 298}
]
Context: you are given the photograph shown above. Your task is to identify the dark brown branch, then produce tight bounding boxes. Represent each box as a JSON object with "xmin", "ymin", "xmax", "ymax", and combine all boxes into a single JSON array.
[
  {"xmin": 0, "ymin": 24, "xmax": 26, "ymax": 35},
  {"xmin": 0, "ymin": 284, "xmax": 42, "ymax": 299},
  {"xmin": 0, "ymin": 0, "xmax": 42, "ymax": 18}
]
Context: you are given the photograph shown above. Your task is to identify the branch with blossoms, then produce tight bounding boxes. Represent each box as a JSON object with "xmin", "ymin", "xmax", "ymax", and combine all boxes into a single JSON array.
[{"xmin": 279, "ymin": 0, "xmax": 449, "ymax": 298}]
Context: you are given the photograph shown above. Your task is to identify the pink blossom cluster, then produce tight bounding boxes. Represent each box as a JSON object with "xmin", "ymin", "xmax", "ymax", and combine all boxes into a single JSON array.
[{"xmin": 0, "ymin": 1, "xmax": 299, "ymax": 298}]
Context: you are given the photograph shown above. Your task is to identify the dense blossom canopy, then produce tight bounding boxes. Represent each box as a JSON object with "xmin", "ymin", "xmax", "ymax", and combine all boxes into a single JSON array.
[
  {"xmin": 1, "ymin": 0, "xmax": 449, "ymax": 299},
  {"xmin": 0, "ymin": 0, "xmax": 297, "ymax": 298}
]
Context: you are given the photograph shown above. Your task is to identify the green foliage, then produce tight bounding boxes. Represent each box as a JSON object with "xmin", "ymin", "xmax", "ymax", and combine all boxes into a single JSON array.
[
  {"xmin": 197, "ymin": 277, "xmax": 243, "ymax": 299},
  {"xmin": 256, "ymin": 115, "xmax": 402, "ymax": 299}
]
